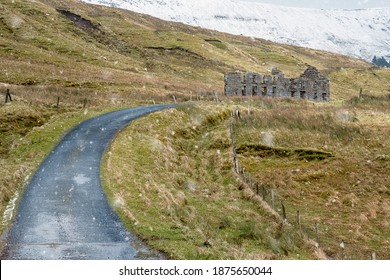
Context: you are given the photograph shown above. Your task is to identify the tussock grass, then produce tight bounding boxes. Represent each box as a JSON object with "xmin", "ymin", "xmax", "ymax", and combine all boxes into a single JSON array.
[
  {"xmin": 1, "ymin": 0, "xmax": 390, "ymax": 260},
  {"xmin": 102, "ymin": 104, "xmax": 320, "ymax": 259},
  {"xmin": 103, "ymin": 97, "xmax": 390, "ymax": 259},
  {"xmin": 237, "ymin": 144, "xmax": 333, "ymax": 161},
  {"xmin": 0, "ymin": 99, "xmax": 128, "ymax": 235},
  {"xmin": 347, "ymin": 93, "xmax": 390, "ymax": 108},
  {"xmin": 1, "ymin": 0, "xmax": 390, "ymax": 103},
  {"xmin": 231, "ymin": 99, "xmax": 390, "ymax": 259}
]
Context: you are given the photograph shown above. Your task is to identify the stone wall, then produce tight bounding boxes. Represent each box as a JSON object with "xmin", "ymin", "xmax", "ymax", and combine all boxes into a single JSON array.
[{"xmin": 224, "ymin": 66, "xmax": 330, "ymax": 102}]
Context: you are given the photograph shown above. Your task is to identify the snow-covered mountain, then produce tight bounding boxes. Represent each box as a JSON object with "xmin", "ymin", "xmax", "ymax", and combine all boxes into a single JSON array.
[{"xmin": 80, "ymin": 0, "xmax": 390, "ymax": 62}]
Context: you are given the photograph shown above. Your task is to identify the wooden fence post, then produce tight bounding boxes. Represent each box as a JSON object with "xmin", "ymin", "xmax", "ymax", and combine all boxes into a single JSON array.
[
  {"xmin": 83, "ymin": 98, "xmax": 87, "ymax": 108},
  {"xmin": 315, "ymin": 223, "xmax": 320, "ymax": 249},
  {"xmin": 234, "ymin": 107, "xmax": 241, "ymax": 121},
  {"xmin": 248, "ymin": 175, "xmax": 252, "ymax": 189},
  {"xmin": 271, "ymin": 189, "xmax": 275, "ymax": 210},
  {"xmin": 230, "ymin": 118, "xmax": 238, "ymax": 173},
  {"xmin": 5, "ymin": 89, "xmax": 12, "ymax": 103},
  {"xmin": 173, "ymin": 95, "xmax": 177, "ymax": 103},
  {"xmin": 262, "ymin": 186, "xmax": 266, "ymax": 201},
  {"xmin": 56, "ymin": 97, "xmax": 60, "ymax": 108},
  {"xmin": 282, "ymin": 202, "xmax": 287, "ymax": 224},
  {"xmin": 371, "ymin": 252, "xmax": 376, "ymax": 260},
  {"xmin": 340, "ymin": 240, "xmax": 345, "ymax": 259},
  {"xmin": 296, "ymin": 210, "xmax": 301, "ymax": 231}
]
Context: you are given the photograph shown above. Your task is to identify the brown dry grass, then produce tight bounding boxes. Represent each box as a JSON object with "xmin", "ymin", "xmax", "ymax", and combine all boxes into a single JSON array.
[
  {"xmin": 0, "ymin": 96, "xmax": 128, "ymax": 235},
  {"xmin": 102, "ymin": 103, "xmax": 326, "ymax": 259},
  {"xmin": 231, "ymin": 96, "xmax": 390, "ymax": 259},
  {"xmin": 101, "ymin": 95, "xmax": 390, "ymax": 260},
  {"xmin": 1, "ymin": 0, "xmax": 390, "ymax": 260}
]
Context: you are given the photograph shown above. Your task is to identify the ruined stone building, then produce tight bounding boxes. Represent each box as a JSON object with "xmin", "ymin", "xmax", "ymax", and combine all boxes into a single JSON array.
[{"xmin": 224, "ymin": 66, "xmax": 330, "ymax": 102}]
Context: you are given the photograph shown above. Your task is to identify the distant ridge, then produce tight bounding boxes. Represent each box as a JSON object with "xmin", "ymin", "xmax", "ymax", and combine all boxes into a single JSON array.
[{"xmin": 82, "ymin": 0, "xmax": 390, "ymax": 62}]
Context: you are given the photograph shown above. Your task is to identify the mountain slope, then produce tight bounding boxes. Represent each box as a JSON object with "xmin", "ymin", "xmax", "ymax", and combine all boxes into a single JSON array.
[
  {"xmin": 82, "ymin": 0, "xmax": 390, "ymax": 62},
  {"xmin": 1, "ymin": 0, "xmax": 388, "ymax": 103},
  {"xmin": 1, "ymin": 0, "xmax": 390, "ymax": 260}
]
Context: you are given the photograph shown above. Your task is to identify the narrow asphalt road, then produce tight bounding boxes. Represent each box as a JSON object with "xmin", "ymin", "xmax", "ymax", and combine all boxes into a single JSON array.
[{"xmin": 1, "ymin": 105, "xmax": 175, "ymax": 260}]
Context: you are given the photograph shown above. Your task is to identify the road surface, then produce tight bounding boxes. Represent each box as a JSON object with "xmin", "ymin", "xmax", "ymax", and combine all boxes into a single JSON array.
[{"xmin": 1, "ymin": 105, "xmax": 175, "ymax": 260}]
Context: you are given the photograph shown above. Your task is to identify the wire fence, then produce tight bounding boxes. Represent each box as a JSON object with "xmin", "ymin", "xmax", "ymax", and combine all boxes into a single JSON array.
[
  {"xmin": 228, "ymin": 113, "xmax": 377, "ymax": 260},
  {"xmin": 1, "ymin": 86, "xmax": 222, "ymax": 108}
]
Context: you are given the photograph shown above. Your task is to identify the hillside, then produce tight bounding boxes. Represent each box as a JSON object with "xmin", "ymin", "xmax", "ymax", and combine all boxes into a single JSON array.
[
  {"xmin": 1, "ymin": 0, "xmax": 390, "ymax": 260},
  {"xmin": 82, "ymin": 0, "xmax": 390, "ymax": 62},
  {"xmin": 1, "ymin": 0, "xmax": 389, "ymax": 102},
  {"xmin": 103, "ymin": 98, "xmax": 390, "ymax": 260}
]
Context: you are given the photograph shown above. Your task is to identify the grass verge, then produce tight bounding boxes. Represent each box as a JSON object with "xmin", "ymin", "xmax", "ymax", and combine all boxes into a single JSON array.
[
  {"xmin": 0, "ymin": 99, "xmax": 130, "ymax": 238},
  {"xmin": 102, "ymin": 103, "xmax": 321, "ymax": 259},
  {"xmin": 103, "ymin": 96, "xmax": 390, "ymax": 259}
]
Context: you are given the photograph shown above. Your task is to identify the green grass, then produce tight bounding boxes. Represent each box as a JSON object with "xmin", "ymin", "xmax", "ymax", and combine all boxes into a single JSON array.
[
  {"xmin": 236, "ymin": 144, "xmax": 334, "ymax": 161},
  {"xmin": 1, "ymin": 0, "xmax": 389, "ymax": 101},
  {"xmin": 231, "ymin": 99, "xmax": 390, "ymax": 259},
  {"xmin": 1, "ymin": 0, "xmax": 390, "ymax": 260},
  {"xmin": 101, "ymin": 98, "xmax": 390, "ymax": 260},
  {"xmin": 0, "ymin": 100, "xmax": 130, "ymax": 235},
  {"xmin": 102, "ymin": 104, "xmax": 321, "ymax": 259}
]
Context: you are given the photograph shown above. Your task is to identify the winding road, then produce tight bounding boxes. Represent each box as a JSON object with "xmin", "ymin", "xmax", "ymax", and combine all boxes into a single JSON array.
[{"xmin": 1, "ymin": 105, "xmax": 175, "ymax": 260}]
